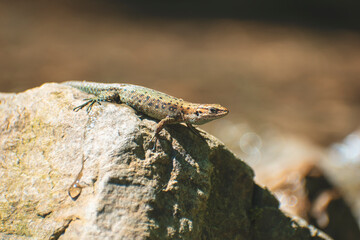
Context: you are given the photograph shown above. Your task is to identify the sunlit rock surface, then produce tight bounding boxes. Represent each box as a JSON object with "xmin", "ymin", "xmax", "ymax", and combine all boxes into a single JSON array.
[{"xmin": 0, "ymin": 83, "xmax": 331, "ymax": 239}]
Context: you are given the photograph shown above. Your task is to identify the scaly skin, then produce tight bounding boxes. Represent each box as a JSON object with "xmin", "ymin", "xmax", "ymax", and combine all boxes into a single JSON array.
[{"xmin": 63, "ymin": 80, "xmax": 229, "ymax": 138}]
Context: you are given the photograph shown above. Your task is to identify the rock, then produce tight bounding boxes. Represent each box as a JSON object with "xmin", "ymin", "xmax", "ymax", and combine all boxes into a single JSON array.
[{"xmin": 0, "ymin": 83, "xmax": 331, "ymax": 239}]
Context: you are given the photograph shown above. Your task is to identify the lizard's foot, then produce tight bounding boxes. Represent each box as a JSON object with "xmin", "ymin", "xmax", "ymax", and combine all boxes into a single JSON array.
[{"xmin": 73, "ymin": 98, "xmax": 102, "ymax": 113}]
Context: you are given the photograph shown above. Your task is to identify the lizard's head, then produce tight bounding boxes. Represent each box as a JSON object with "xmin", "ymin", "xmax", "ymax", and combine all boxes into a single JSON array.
[{"xmin": 186, "ymin": 104, "xmax": 229, "ymax": 125}]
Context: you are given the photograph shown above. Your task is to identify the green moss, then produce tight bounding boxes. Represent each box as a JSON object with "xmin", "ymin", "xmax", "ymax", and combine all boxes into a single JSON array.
[{"xmin": 0, "ymin": 201, "xmax": 33, "ymax": 236}]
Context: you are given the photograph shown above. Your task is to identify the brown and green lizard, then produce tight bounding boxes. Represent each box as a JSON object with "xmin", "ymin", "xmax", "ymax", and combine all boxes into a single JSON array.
[{"xmin": 64, "ymin": 81, "xmax": 229, "ymax": 141}]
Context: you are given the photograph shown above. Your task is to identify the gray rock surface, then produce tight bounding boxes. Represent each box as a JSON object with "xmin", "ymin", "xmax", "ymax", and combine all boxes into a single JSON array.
[{"xmin": 0, "ymin": 83, "xmax": 331, "ymax": 240}]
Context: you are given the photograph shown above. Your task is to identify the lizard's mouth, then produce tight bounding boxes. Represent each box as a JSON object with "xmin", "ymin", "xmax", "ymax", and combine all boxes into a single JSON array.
[
  {"xmin": 207, "ymin": 107, "xmax": 229, "ymax": 120},
  {"xmin": 217, "ymin": 108, "xmax": 229, "ymax": 117}
]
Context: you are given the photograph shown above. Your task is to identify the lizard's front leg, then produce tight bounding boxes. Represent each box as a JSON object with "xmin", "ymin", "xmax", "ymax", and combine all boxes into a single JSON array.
[{"xmin": 150, "ymin": 116, "xmax": 177, "ymax": 149}]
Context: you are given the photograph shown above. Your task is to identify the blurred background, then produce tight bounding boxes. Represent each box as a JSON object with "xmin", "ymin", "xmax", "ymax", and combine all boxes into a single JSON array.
[{"xmin": 1, "ymin": 1, "xmax": 360, "ymax": 238}]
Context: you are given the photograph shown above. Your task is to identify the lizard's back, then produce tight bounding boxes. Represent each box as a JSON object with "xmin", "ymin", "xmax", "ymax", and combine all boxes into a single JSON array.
[{"xmin": 64, "ymin": 81, "xmax": 186, "ymax": 120}]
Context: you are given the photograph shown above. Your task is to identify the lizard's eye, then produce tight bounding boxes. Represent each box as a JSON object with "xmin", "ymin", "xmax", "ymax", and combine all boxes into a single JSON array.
[
  {"xmin": 210, "ymin": 108, "xmax": 217, "ymax": 114},
  {"xmin": 195, "ymin": 111, "xmax": 200, "ymax": 116}
]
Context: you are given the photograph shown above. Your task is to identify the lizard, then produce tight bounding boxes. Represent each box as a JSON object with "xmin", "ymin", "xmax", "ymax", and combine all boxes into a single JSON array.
[
  {"xmin": 63, "ymin": 80, "xmax": 229, "ymax": 199},
  {"xmin": 63, "ymin": 80, "xmax": 229, "ymax": 142}
]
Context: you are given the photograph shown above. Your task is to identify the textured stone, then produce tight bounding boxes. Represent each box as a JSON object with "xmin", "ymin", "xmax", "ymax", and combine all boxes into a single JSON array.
[{"xmin": 0, "ymin": 83, "xmax": 331, "ymax": 240}]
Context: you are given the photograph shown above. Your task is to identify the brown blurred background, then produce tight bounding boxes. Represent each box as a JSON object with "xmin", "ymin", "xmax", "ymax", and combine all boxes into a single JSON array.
[{"xmin": 1, "ymin": 1, "xmax": 360, "ymax": 238}]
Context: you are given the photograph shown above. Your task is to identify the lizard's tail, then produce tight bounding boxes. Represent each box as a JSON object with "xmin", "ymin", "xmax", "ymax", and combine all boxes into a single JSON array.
[{"xmin": 63, "ymin": 80, "xmax": 107, "ymax": 95}]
